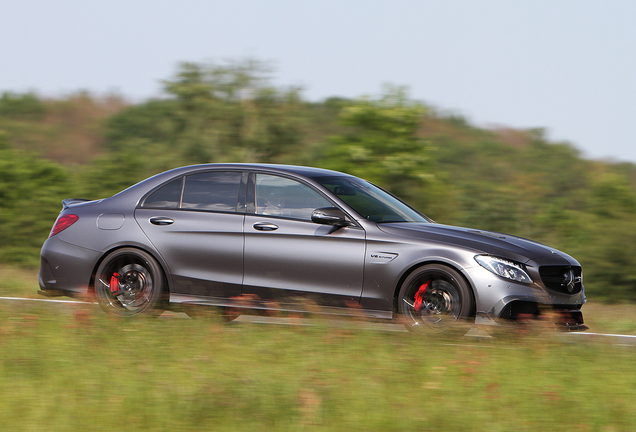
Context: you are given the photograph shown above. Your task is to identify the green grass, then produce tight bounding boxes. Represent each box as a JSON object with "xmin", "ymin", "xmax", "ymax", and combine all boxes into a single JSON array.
[
  {"xmin": 0, "ymin": 301, "xmax": 636, "ymax": 431},
  {"xmin": 0, "ymin": 265, "xmax": 40, "ymax": 299},
  {"xmin": 582, "ymin": 302, "xmax": 636, "ymax": 336},
  {"xmin": 2, "ymin": 266, "xmax": 636, "ymax": 430}
]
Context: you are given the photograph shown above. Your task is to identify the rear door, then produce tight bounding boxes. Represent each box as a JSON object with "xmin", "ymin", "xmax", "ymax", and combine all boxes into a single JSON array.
[{"xmin": 135, "ymin": 170, "xmax": 246, "ymax": 298}]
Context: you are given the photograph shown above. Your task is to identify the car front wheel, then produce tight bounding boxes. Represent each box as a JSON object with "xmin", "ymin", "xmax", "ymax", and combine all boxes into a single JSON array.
[
  {"xmin": 398, "ymin": 264, "xmax": 474, "ymax": 334},
  {"xmin": 94, "ymin": 248, "xmax": 166, "ymax": 317}
]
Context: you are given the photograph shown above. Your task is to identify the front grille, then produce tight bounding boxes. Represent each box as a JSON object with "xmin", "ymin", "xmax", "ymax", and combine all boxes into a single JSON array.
[{"xmin": 539, "ymin": 265, "xmax": 582, "ymax": 295}]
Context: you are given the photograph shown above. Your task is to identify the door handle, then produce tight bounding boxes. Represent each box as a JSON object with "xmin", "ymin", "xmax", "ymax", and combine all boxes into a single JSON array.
[
  {"xmin": 253, "ymin": 222, "xmax": 279, "ymax": 231},
  {"xmin": 149, "ymin": 217, "xmax": 174, "ymax": 226}
]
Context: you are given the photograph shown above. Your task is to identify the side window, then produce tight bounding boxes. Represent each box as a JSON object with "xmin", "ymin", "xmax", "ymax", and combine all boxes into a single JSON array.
[
  {"xmin": 255, "ymin": 174, "xmax": 331, "ymax": 221},
  {"xmin": 141, "ymin": 178, "xmax": 183, "ymax": 209},
  {"xmin": 181, "ymin": 171, "xmax": 242, "ymax": 212}
]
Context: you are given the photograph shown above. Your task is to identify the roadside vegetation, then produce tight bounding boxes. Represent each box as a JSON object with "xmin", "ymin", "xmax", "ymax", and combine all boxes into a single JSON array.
[
  {"xmin": 2, "ymin": 270, "xmax": 635, "ymax": 430},
  {"xmin": 1, "ymin": 300, "xmax": 635, "ymax": 431}
]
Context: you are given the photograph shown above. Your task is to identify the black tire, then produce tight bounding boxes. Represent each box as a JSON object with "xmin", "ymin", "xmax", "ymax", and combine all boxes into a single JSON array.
[
  {"xmin": 94, "ymin": 248, "xmax": 166, "ymax": 317},
  {"xmin": 398, "ymin": 264, "xmax": 474, "ymax": 334}
]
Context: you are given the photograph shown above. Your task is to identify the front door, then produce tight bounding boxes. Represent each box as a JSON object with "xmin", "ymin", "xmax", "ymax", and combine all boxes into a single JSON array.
[{"xmin": 243, "ymin": 173, "xmax": 366, "ymax": 307}]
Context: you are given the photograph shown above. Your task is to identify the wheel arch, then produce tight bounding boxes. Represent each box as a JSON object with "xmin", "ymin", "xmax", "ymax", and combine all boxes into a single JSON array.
[
  {"xmin": 89, "ymin": 244, "xmax": 171, "ymax": 297},
  {"xmin": 392, "ymin": 259, "xmax": 477, "ymax": 318}
]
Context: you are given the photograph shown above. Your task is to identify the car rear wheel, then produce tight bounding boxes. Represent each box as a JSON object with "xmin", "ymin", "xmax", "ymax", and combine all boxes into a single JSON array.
[
  {"xmin": 94, "ymin": 248, "xmax": 166, "ymax": 317},
  {"xmin": 398, "ymin": 264, "xmax": 474, "ymax": 334}
]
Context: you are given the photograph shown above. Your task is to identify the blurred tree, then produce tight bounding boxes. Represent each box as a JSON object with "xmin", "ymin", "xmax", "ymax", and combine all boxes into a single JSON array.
[
  {"xmin": 77, "ymin": 138, "xmax": 180, "ymax": 199},
  {"xmin": 0, "ymin": 92, "xmax": 46, "ymax": 120},
  {"xmin": 104, "ymin": 60, "xmax": 307, "ymax": 167},
  {"xmin": 589, "ymin": 172, "xmax": 636, "ymax": 218},
  {"xmin": 0, "ymin": 148, "xmax": 73, "ymax": 267},
  {"xmin": 320, "ymin": 87, "xmax": 452, "ymax": 219},
  {"xmin": 0, "ymin": 92, "xmax": 125, "ymax": 165},
  {"xmin": 104, "ymin": 100, "xmax": 179, "ymax": 151},
  {"xmin": 168, "ymin": 61, "xmax": 305, "ymax": 163}
]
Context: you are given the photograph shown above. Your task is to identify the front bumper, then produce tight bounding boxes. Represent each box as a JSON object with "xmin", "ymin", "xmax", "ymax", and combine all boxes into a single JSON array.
[{"xmin": 463, "ymin": 265, "xmax": 587, "ymax": 331}]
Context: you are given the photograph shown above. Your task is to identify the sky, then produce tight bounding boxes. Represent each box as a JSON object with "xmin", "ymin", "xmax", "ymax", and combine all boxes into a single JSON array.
[{"xmin": 2, "ymin": 0, "xmax": 635, "ymax": 163}]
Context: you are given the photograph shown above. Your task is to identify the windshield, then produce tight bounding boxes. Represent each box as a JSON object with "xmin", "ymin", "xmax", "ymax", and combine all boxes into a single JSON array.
[{"xmin": 314, "ymin": 176, "xmax": 431, "ymax": 223}]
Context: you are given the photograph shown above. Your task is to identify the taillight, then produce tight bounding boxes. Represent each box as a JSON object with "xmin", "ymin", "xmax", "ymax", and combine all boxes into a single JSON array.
[{"xmin": 50, "ymin": 214, "xmax": 79, "ymax": 237}]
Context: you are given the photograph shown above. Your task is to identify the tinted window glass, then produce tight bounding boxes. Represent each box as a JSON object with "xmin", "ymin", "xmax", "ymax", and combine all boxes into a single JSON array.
[
  {"xmin": 315, "ymin": 176, "xmax": 430, "ymax": 223},
  {"xmin": 182, "ymin": 171, "xmax": 242, "ymax": 212},
  {"xmin": 142, "ymin": 178, "xmax": 183, "ymax": 209},
  {"xmin": 256, "ymin": 174, "xmax": 331, "ymax": 221}
]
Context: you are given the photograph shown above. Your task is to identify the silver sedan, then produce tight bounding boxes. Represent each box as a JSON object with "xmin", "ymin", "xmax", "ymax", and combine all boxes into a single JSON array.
[{"xmin": 38, "ymin": 164, "xmax": 587, "ymax": 333}]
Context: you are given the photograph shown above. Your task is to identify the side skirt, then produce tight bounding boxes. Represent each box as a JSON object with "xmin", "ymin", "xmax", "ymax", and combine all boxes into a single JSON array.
[{"xmin": 168, "ymin": 293, "xmax": 393, "ymax": 320}]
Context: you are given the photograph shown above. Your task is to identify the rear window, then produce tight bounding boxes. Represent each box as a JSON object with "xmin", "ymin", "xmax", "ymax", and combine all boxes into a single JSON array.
[
  {"xmin": 181, "ymin": 171, "xmax": 242, "ymax": 212},
  {"xmin": 141, "ymin": 178, "xmax": 183, "ymax": 209},
  {"xmin": 141, "ymin": 171, "xmax": 243, "ymax": 213}
]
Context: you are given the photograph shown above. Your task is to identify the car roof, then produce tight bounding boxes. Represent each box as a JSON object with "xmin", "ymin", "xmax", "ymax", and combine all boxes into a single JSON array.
[
  {"xmin": 111, "ymin": 163, "xmax": 354, "ymax": 204},
  {"xmin": 159, "ymin": 163, "xmax": 351, "ymax": 180}
]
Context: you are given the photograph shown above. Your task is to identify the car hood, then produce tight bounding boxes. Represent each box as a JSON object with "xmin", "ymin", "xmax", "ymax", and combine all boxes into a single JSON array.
[{"xmin": 376, "ymin": 222, "xmax": 578, "ymax": 265}]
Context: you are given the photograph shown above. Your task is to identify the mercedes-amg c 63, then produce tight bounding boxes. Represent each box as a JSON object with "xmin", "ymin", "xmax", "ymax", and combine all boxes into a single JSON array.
[{"xmin": 38, "ymin": 164, "xmax": 587, "ymax": 332}]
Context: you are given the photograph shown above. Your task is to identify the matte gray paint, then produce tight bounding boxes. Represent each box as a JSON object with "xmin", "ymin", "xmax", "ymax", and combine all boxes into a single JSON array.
[
  {"xmin": 243, "ymin": 215, "xmax": 365, "ymax": 306},
  {"xmin": 39, "ymin": 163, "xmax": 586, "ymax": 323},
  {"xmin": 135, "ymin": 208, "xmax": 244, "ymax": 298}
]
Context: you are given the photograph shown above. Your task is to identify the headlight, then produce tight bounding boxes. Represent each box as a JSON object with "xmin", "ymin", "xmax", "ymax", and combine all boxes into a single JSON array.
[{"xmin": 474, "ymin": 255, "xmax": 532, "ymax": 284}]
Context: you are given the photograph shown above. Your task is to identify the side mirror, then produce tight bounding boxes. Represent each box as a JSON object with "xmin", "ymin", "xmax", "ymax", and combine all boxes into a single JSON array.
[{"xmin": 311, "ymin": 207, "xmax": 352, "ymax": 226}]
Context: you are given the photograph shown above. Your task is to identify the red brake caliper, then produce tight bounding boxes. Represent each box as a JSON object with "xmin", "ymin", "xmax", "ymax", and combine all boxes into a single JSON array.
[
  {"xmin": 413, "ymin": 281, "xmax": 430, "ymax": 312},
  {"xmin": 110, "ymin": 272, "xmax": 121, "ymax": 296}
]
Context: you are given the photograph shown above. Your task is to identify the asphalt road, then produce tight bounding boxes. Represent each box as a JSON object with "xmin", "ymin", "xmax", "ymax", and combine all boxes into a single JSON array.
[{"xmin": 2, "ymin": 295, "xmax": 635, "ymax": 345}]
